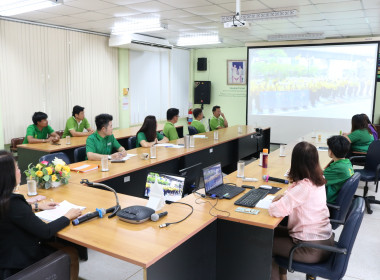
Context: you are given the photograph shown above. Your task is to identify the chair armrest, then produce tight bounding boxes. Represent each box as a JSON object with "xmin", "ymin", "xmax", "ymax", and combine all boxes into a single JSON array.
[
  {"xmin": 329, "ymin": 219, "xmax": 344, "ymax": 225},
  {"xmin": 327, "ymin": 203, "xmax": 340, "ymax": 210},
  {"xmin": 349, "ymin": 156, "xmax": 366, "ymax": 166},
  {"xmin": 287, "ymin": 242, "xmax": 347, "ymax": 272}
]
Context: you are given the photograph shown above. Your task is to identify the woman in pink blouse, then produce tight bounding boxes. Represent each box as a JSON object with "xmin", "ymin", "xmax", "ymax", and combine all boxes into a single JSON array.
[{"xmin": 269, "ymin": 142, "xmax": 334, "ymax": 280}]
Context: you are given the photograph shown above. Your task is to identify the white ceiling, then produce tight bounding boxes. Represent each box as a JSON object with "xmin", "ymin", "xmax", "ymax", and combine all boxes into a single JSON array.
[{"xmin": 6, "ymin": 0, "xmax": 380, "ymax": 48}]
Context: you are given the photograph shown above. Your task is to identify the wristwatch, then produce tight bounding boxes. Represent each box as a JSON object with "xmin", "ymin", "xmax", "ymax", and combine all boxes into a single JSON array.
[{"xmin": 34, "ymin": 202, "xmax": 38, "ymax": 212}]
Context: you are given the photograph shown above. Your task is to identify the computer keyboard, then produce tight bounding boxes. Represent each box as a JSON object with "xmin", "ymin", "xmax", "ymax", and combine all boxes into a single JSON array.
[
  {"xmin": 210, "ymin": 184, "xmax": 244, "ymax": 198},
  {"xmin": 234, "ymin": 188, "xmax": 269, "ymax": 208}
]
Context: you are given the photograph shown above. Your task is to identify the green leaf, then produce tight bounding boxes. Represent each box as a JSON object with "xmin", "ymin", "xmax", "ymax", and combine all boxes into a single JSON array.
[{"xmin": 43, "ymin": 175, "xmax": 50, "ymax": 182}]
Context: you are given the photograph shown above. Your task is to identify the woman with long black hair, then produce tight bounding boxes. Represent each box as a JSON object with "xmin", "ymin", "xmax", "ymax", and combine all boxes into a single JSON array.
[
  {"xmin": 136, "ymin": 115, "xmax": 169, "ymax": 148},
  {"xmin": 0, "ymin": 151, "xmax": 81, "ymax": 280}
]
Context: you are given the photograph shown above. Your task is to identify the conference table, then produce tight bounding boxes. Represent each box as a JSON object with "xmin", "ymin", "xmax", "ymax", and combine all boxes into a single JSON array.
[
  {"xmin": 17, "ymin": 129, "xmax": 333, "ymax": 280},
  {"xmin": 17, "ymin": 124, "xmax": 184, "ymax": 183},
  {"xmin": 67, "ymin": 126, "xmax": 270, "ymax": 198}
]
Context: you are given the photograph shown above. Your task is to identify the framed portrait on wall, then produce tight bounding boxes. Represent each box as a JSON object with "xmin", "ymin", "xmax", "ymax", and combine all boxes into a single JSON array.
[{"xmin": 227, "ymin": 60, "xmax": 246, "ymax": 85}]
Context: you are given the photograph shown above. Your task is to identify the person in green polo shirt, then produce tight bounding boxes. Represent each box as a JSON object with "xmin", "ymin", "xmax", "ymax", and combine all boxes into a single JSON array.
[
  {"xmin": 62, "ymin": 105, "xmax": 94, "ymax": 138},
  {"xmin": 343, "ymin": 114, "xmax": 374, "ymax": 153},
  {"xmin": 190, "ymin": 108, "xmax": 206, "ymax": 133},
  {"xmin": 86, "ymin": 114, "xmax": 127, "ymax": 160},
  {"xmin": 163, "ymin": 108, "xmax": 179, "ymax": 141},
  {"xmin": 210, "ymin": 105, "xmax": 228, "ymax": 131},
  {"xmin": 23, "ymin": 112, "xmax": 60, "ymax": 144},
  {"xmin": 136, "ymin": 116, "xmax": 169, "ymax": 148},
  {"xmin": 324, "ymin": 135, "xmax": 354, "ymax": 204}
]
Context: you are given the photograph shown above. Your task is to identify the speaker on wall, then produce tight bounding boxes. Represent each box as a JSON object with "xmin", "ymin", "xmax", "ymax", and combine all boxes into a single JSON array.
[
  {"xmin": 194, "ymin": 81, "xmax": 211, "ymax": 105},
  {"xmin": 197, "ymin": 58, "xmax": 207, "ymax": 71}
]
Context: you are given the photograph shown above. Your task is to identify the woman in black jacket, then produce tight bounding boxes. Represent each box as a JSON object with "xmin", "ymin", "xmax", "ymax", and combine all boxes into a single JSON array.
[{"xmin": 0, "ymin": 151, "xmax": 82, "ymax": 280}]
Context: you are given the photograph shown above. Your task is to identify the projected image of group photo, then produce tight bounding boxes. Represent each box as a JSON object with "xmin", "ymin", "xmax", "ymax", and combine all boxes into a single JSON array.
[
  {"xmin": 145, "ymin": 172, "xmax": 185, "ymax": 202},
  {"xmin": 248, "ymin": 44, "xmax": 378, "ymax": 118}
]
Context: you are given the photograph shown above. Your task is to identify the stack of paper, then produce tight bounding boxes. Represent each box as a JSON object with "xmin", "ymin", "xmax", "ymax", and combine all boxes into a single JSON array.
[
  {"xmin": 36, "ymin": 200, "xmax": 86, "ymax": 222},
  {"xmin": 71, "ymin": 163, "xmax": 98, "ymax": 173},
  {"xmin": 193, "ymin": 135, "xmax": 207, "ymax": 139}
]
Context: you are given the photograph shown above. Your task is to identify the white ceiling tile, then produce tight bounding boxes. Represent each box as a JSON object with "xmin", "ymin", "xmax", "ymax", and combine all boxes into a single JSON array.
[
  {"xmin": 301, "ymin": 25, "xmax": 338, "ymax": 32},
  {"xmin": 339, "ymin": 29, "xmax": 372, "ymax": 35},
  {"xmin": 297, "ymin": 5, "xmax": 320, "ymax": 15},
  {"xmin": 151, "ymin": 9, "xmax": 195, "ymax": 19},
  {"xmin": 127, "ymin": 1, "xmax": 176, "ymax": 12},
  {"xmin": 362, "ymin": 0, "xmax": 380, "ymax": 9},
  {"xmin": 220, "ymin": 1, "xmax": 268, "ymax": 12},
  {"xmin": 311, "ymin": 0, "xmax": 351, "ymax": 3},
  {"xmin": 293, "ymin": 19, "xmax": 329, "ymax": 27},
  {"xmin": 207, "ymin": 0, "xmax": 235, "ymax": 4},
  {"xmin": 289, "ymin": 14, "xmax": 325, "ymax": 22},
  {"xmin": 156, "ymin": 0, "xmax": 211, "ymax": 9},
  {"xmin": 41, "ymin": 15, "xmax": 89, "ymax": 25},
  {"xmin": 262, "ymin": 0, "xmax": 311, "ymax": 9},
  {"xmin": 97, "ymin": 6, "xmax": 142, "ymax": 17},
  {"xmin": 337, "ymin": 24, "xmax": 370, "ymax": 30},
  {"xmin": 202, "ymin": 13, "xmax": 231, "ymax": 22},
  {"xmin": 315, "ymin": 1, "xmax": 362, "ymax": 13},
  {"xmin": 11, "ymin": 11, "xmax": 58, "ymax": 20},
  {"xmin": 323, "ymin": 10, "xmax": 365, "ymax": 19},
  {"xmin": 365, "ymin": 9, "xmax": 380, "ymax": 17},
  {"xmin": 71, "ymin": 11, "xmax": 113, "ymax": 20},
  {"xmin": 172, "ymin": 16, "xmax": 213, "ymax": 24},
  {"xmin": 103, "ymin": 0, "xmax": 151, "ymax": 4},
  {"xmin": 65, "ymin": 0, "xmax": 117, "ymax": 10},
  {"xmin": 41, "ymin": 4, "xmax": 85, "ymax": 15},
  {"xmin": 184, "ymin": 5, "xmax": 230, "ymax": 16},
  {"xmin": 328, "ymin": 18, "xmax": 369, "ymax": 25}
]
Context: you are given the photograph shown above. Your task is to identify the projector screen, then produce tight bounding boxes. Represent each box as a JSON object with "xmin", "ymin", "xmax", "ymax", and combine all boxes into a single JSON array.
[{"xmin": 247, "ymin": 43, "xmax": 379, "ymax": 144}]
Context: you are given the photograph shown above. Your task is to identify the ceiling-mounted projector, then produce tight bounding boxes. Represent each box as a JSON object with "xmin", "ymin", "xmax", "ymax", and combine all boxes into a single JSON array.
[{"xmin": 224, "ymin": 20, "xmax": 247, "ymax": 28}]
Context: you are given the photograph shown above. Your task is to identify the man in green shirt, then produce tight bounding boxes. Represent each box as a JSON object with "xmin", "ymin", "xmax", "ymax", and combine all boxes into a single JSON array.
[
  {"xmin": 23, "ymin": 112, "xmax": 60, "ymax": 144},
  {"xmin": 62, "ymin": 105, "xmax": 94, "ymax": 138},
  {"xmin": 210, "ymin": 105, "xmax": 228, "ymax": 131},
  {"xmin": 324, "ymin": 136, "xmax": 354, "ymax": 204},
  {"xmin": 190, "ymin": 108, "xmax": 206, "ymax": 133},
  {"xmin": 86, "ymin": 114, "xmax": 127, "ymax": 160},
  {"xmin": 163, "ymin": 108, "xmax": 179, "ymax": 141}
]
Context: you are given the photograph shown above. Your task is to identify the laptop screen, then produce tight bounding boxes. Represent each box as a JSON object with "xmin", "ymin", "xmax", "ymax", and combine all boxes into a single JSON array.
[
  {"xmin": 144, "ymin": 172, "xmax": 185, "ymax": 202},
  {"xmin": 203, "ymin": 163, "xmax": 223, "ymax": 192}
]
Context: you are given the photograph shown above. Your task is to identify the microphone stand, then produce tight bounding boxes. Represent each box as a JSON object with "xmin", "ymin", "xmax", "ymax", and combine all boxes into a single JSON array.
[{"xmin": 80, "ymin": 179, "xmax": 121, "ymax": 218}]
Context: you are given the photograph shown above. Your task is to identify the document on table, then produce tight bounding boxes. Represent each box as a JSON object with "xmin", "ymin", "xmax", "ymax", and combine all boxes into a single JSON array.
[
  {"xmin": 36, "ymin": 200, "xmax": 86, "ymax": 222},
  {"xmin": 155, "ymin": 144, "xmax": 184, "ymax": 148},
  {"xmin": 193, "ymin": 135, "xmax": 207, "ymax": 138},
  {"xmin": 108, "ymin": 154, "xmax": 137, "ymax": 160},
  {"xmin": 256, "ymin": 195, "xmax": 275, "ymax": 209}
]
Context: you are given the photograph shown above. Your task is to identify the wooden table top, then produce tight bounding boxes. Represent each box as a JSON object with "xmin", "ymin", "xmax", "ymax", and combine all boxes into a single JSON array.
[
  {"xmin": 17, "ymin": 124, "xmax": 182, "ymax": 152},
  {"xmin": 68, "ymin": 125, "xmax": 264, "ymax": 184},
  {"xmin": 15, "ymin": 130, "xmax": 335, "ymax": 269}
]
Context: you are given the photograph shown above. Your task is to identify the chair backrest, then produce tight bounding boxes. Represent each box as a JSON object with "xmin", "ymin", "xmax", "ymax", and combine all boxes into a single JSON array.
[
  {"xmin": 128, "ymin": 136, "xmax": 137, "ymax": 150},
  {"xmin": 5, "ymin": 250, "xmax": 70, "ymax": 280},
  {"xmin": 364, "ymin": 140, "xmax": 380, "ymax": 172},
  {"xmin": 39, "ymin": 152, "xmax": 70, "ymax": 165},
  {"xmin": 330, "ymin": 172, "xmax": 361, "ymax": 229},
  {"xmin": 188, "ymin": 126, "xmax": 198, "ymax": 136},
  {"xmin": 10, "ymin": 137, "xmax": 25, "ymax": 152},
  {"xmin": 208, "ymin": 118, "xmax": 211, "ymax": 131},
  {"xmin": 329, "ymin": 197, "xmax": 365, "ymax": 279},
  {"xmin": 74, "ymin": 146, "xmax": 87, "ymax": 163},
  {"xmin": 55, "ymin": 130, "xmax": 64, "ymax": 139}
]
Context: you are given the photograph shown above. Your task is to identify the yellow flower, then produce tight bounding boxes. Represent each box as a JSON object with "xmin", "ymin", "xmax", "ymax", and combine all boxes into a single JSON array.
[
  {"xmin": 63, "ymin": 171, "xmax": 69, "ymax": 177},
  {"xmin": 55, "ymin": 164, "xmax": 63, "ymax": 172},
  {"xmin": 62, "ymin": 166, "xmax": 70, "ymax": 172},
  {"xmin": 45, "ymin": 167, "xmax": 53, "ymax": 175},
  {"xmin": 51, "ymin": 174, "xmax": 57, "ymax": 182},
  {"xmin": 36, "ymin": 164, "xmax": 42, "ymax": 170},
  {"xmin": 35, "ymin": 171, "xmax": 43, "ymax": 177}
]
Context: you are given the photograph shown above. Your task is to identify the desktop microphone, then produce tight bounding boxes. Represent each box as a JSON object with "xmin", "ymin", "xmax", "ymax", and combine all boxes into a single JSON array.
[
  {"xmin": 151, "ymin": 211, "xmax": 168, "ymax": 222},
  {"xmin": 262, "ymin": 175, "xmax": 289, "ymax": 184},
  {"xmin": 72, "ymin": 208, "xmax": 106, "ymax": 226}
]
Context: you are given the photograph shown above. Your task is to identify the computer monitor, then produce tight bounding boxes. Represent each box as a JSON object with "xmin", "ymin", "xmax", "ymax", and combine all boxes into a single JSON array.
[
  {"xmin": 179, "ymin": 162, "xmax": 202, "ymax": 195},
  {"xmin": 144, "ymin": 171, "xmax": 186, "ymax": 202},
  {"xmin": 202, "ymin": 163, "xmax": 223, "ymax": 193}
]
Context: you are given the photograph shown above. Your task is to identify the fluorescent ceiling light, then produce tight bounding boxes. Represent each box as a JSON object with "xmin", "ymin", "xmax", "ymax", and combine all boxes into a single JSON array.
[
  {"xmin": 177, "ymin": 34, "xmax": 221, "ymax": 47},
  {"xmin": 268, "ymin": 32, "xmax": 325, "ymax": 41},
  {"xmin": 112, "ymin": 18, "xmax": 167, "ymax": 35},
  {"xmin": 221, "ymin": 9, "xmax": 297, "ymax": 23},
  {"xmin": 0, "ymin": 0, "xmax": 62, "ymax": 16}
]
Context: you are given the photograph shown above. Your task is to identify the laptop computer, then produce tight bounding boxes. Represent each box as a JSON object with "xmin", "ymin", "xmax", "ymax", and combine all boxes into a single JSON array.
[
  {"xmin": 179, "ymin": 162, "xmax": 202, "ymax": 195},
  {"xmin": 202, "ymin": 163, "xmax": 244, "ymax": 199},
  {"xmin": 144, "ymin": 171, "xmax": 186, "ymax": 203}
]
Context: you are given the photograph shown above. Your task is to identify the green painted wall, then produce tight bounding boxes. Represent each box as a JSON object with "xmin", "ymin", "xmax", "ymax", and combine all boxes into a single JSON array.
[
  {"xmin": 192, "ymin": 47, "xmax": 247, "ymax": 127},
  {"xmin": 118, "ymin": 48, "xmax": 130, "ymax": 129}
]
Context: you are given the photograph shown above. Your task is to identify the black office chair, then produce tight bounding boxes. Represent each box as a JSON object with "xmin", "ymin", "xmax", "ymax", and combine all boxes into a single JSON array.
[
  {"xmin": 350, "ymin": 140, "xmax": 380, "ymax": 214},
  {"xmin": 128, "ymin": 136, "xmax": 137, "ymax": 150},
  {"xmin": 328, "ymin": 172, "xmax": 360, "ymax": 230},
  {"xmin": 275, "ymin": 197, "xmax": 365, "ymax": 280},
  {"xmin": 188, "ymin": 126, "xmax": 198, "ymax": 135},
  {"xmin": 73, "ymin": 146, "xmax": 86, "ymax": 163},
  {"xmin": 3, "ymin": 250, "xmax": 70, "ymax": 280},
  {"xmin": 39, "ymin": 152, "xmax": 70, "ymax": 165},
  {"xmin": 208, "ymin": 118, "xmax": 211, "ymax": 131}
]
